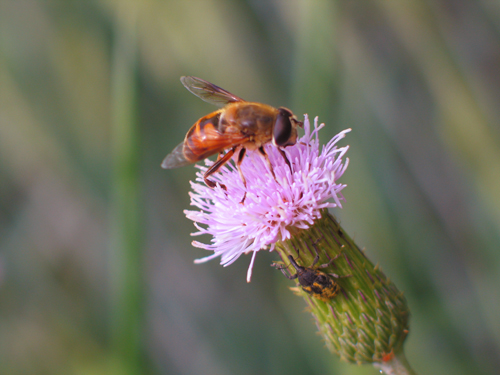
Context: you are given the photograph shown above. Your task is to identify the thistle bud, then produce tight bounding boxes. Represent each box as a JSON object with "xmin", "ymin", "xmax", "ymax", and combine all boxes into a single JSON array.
[{"xmin": 274, "ymin": 209, "xmax": 410, "ymax": 365}]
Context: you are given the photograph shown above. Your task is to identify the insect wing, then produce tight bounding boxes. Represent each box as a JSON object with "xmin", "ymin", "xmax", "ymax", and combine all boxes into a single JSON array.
[
  {"xmin": 184, "ymin": 114, "xmax": 248, "ymax": 161},
  {"xmin": 161, "ymin": 141, "xmax": 193, "ymax": 169},
  {"xmin": 181, "ymin": 76, "xmax": 245, "ymax": 107},
  {"xmin": 162, "ymin": 112, "xmax": 249, "ymax": 169}
]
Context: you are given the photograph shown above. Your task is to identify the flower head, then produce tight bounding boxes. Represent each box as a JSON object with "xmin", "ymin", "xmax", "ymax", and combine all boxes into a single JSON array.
[{"xmin": 185, "ymin": 115, "xmax": 351, "ymax": 281}]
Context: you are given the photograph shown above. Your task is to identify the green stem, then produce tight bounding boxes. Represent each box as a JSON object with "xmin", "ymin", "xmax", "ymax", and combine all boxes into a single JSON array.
[
  {"xmin": 374, "ymin": 350, "xmax": 418, "ymax": 375},
  {"xmin": 110, "ymin": 9, "xmax": 143, "ymax": 375}
]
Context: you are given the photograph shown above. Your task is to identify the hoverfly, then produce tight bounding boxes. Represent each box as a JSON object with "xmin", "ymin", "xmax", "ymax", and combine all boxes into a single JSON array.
[{"xmin": 161, "ymin": 76, "xmax": 303, "ymax": 191}]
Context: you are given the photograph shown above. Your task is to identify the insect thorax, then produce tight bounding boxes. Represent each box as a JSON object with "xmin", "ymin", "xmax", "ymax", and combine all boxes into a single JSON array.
[{"xmin": 222, "ymin": 103, "xmax": 275, "ymax": 136}]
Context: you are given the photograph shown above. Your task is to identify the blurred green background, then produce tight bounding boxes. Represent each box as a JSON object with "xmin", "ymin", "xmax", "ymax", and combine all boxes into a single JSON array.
[{"xmin": 1, "ymin": 0, "xmax": 500, "ymax": 374}]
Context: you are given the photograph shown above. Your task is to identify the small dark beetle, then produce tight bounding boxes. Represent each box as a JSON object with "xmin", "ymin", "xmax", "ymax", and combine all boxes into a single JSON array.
[{"xmin": 274, "ymin": 253, "xmax": 350, "ymax": 302}]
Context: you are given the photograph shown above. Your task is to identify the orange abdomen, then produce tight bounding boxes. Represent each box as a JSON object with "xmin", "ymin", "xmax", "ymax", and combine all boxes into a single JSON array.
[{"xmin": 183, "ymin": 111, "xmax": 225, "ymax": 161}]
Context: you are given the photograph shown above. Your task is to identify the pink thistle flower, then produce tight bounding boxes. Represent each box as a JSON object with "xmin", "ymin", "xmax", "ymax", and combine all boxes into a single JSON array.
[{"xmin": 184, "ymin": 115, "xmax": 351, "ymax": 282}]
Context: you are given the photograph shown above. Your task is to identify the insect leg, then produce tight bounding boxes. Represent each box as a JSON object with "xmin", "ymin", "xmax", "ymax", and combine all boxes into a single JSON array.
[
  {"xmin": 311, "ymin": 254, "xmax": 321, "ymax": 268},
  {"xmin": 236, "ymin": 148, "xmax": 247, "ymax": 203},
  {"xmin": 204, "ymin": 147, "xmax": 236, "ymax": 189},
  {"xmin": 311, "ymin": 238, "xmax": 346, "ymax": 269},
  {"xmin": 278, "ymin": 148, "xmax": 292, "ymax": 171},
  {"xmin": 317, "ymin": 252, "xmax": 343, "ymax": 269},
  {"xmin": 258, "ymin": 146, "xmax": 276, "ymax": 180},
  {"xmin": 236, "ymin": 148, "xmax": 247, "ymax": 186},
  {"xmin": 328, "ymin": 273, "xmax": 353, "ymax": 279},
  {"xmin": 316, "ymin": 249, "xmax": 352, "ymax": 279},
  {"xmin": 271, "ymin": 261, "xmax": 298, "ymax": 280}
]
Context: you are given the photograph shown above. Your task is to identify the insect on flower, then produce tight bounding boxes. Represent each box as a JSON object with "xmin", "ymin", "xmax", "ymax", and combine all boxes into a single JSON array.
[
  {"xmin": 274, "ymin": 252, "xmax": 351, "ymax": 302},
  {"xmin": 161, "ymin": 76, "xmax": 303, "ymax": 190}
]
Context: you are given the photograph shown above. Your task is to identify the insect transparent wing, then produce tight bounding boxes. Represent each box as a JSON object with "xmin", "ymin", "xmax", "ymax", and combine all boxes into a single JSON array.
[
  {"xmin": 161, "ymin": 142, "xmax": 193, "ymax": 169},
  {"xmin": 181, "ymin": 76, "xmax": 245, "ymax": 107}
]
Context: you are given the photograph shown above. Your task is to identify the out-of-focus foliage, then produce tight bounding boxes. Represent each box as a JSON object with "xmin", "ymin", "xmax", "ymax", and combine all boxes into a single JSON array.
[{"xmin": 1, "ymin": 0, "xmax": 499, "ymax": 374}]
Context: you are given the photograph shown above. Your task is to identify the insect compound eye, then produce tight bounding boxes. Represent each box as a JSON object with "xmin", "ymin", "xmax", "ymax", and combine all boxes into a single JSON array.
[{"xmin": 273, "ymin": 108, "xmax": 294, "ymax": 147}]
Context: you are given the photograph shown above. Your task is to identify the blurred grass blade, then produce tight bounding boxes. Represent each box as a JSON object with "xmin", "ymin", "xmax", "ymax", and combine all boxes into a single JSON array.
[
  {"xmin": 110, "ymin": 8, "xmax": 144, "ymax": 375},
  {"xmin": 291, "ymin": 0, "xmax": 338, "ymax": 122}
]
